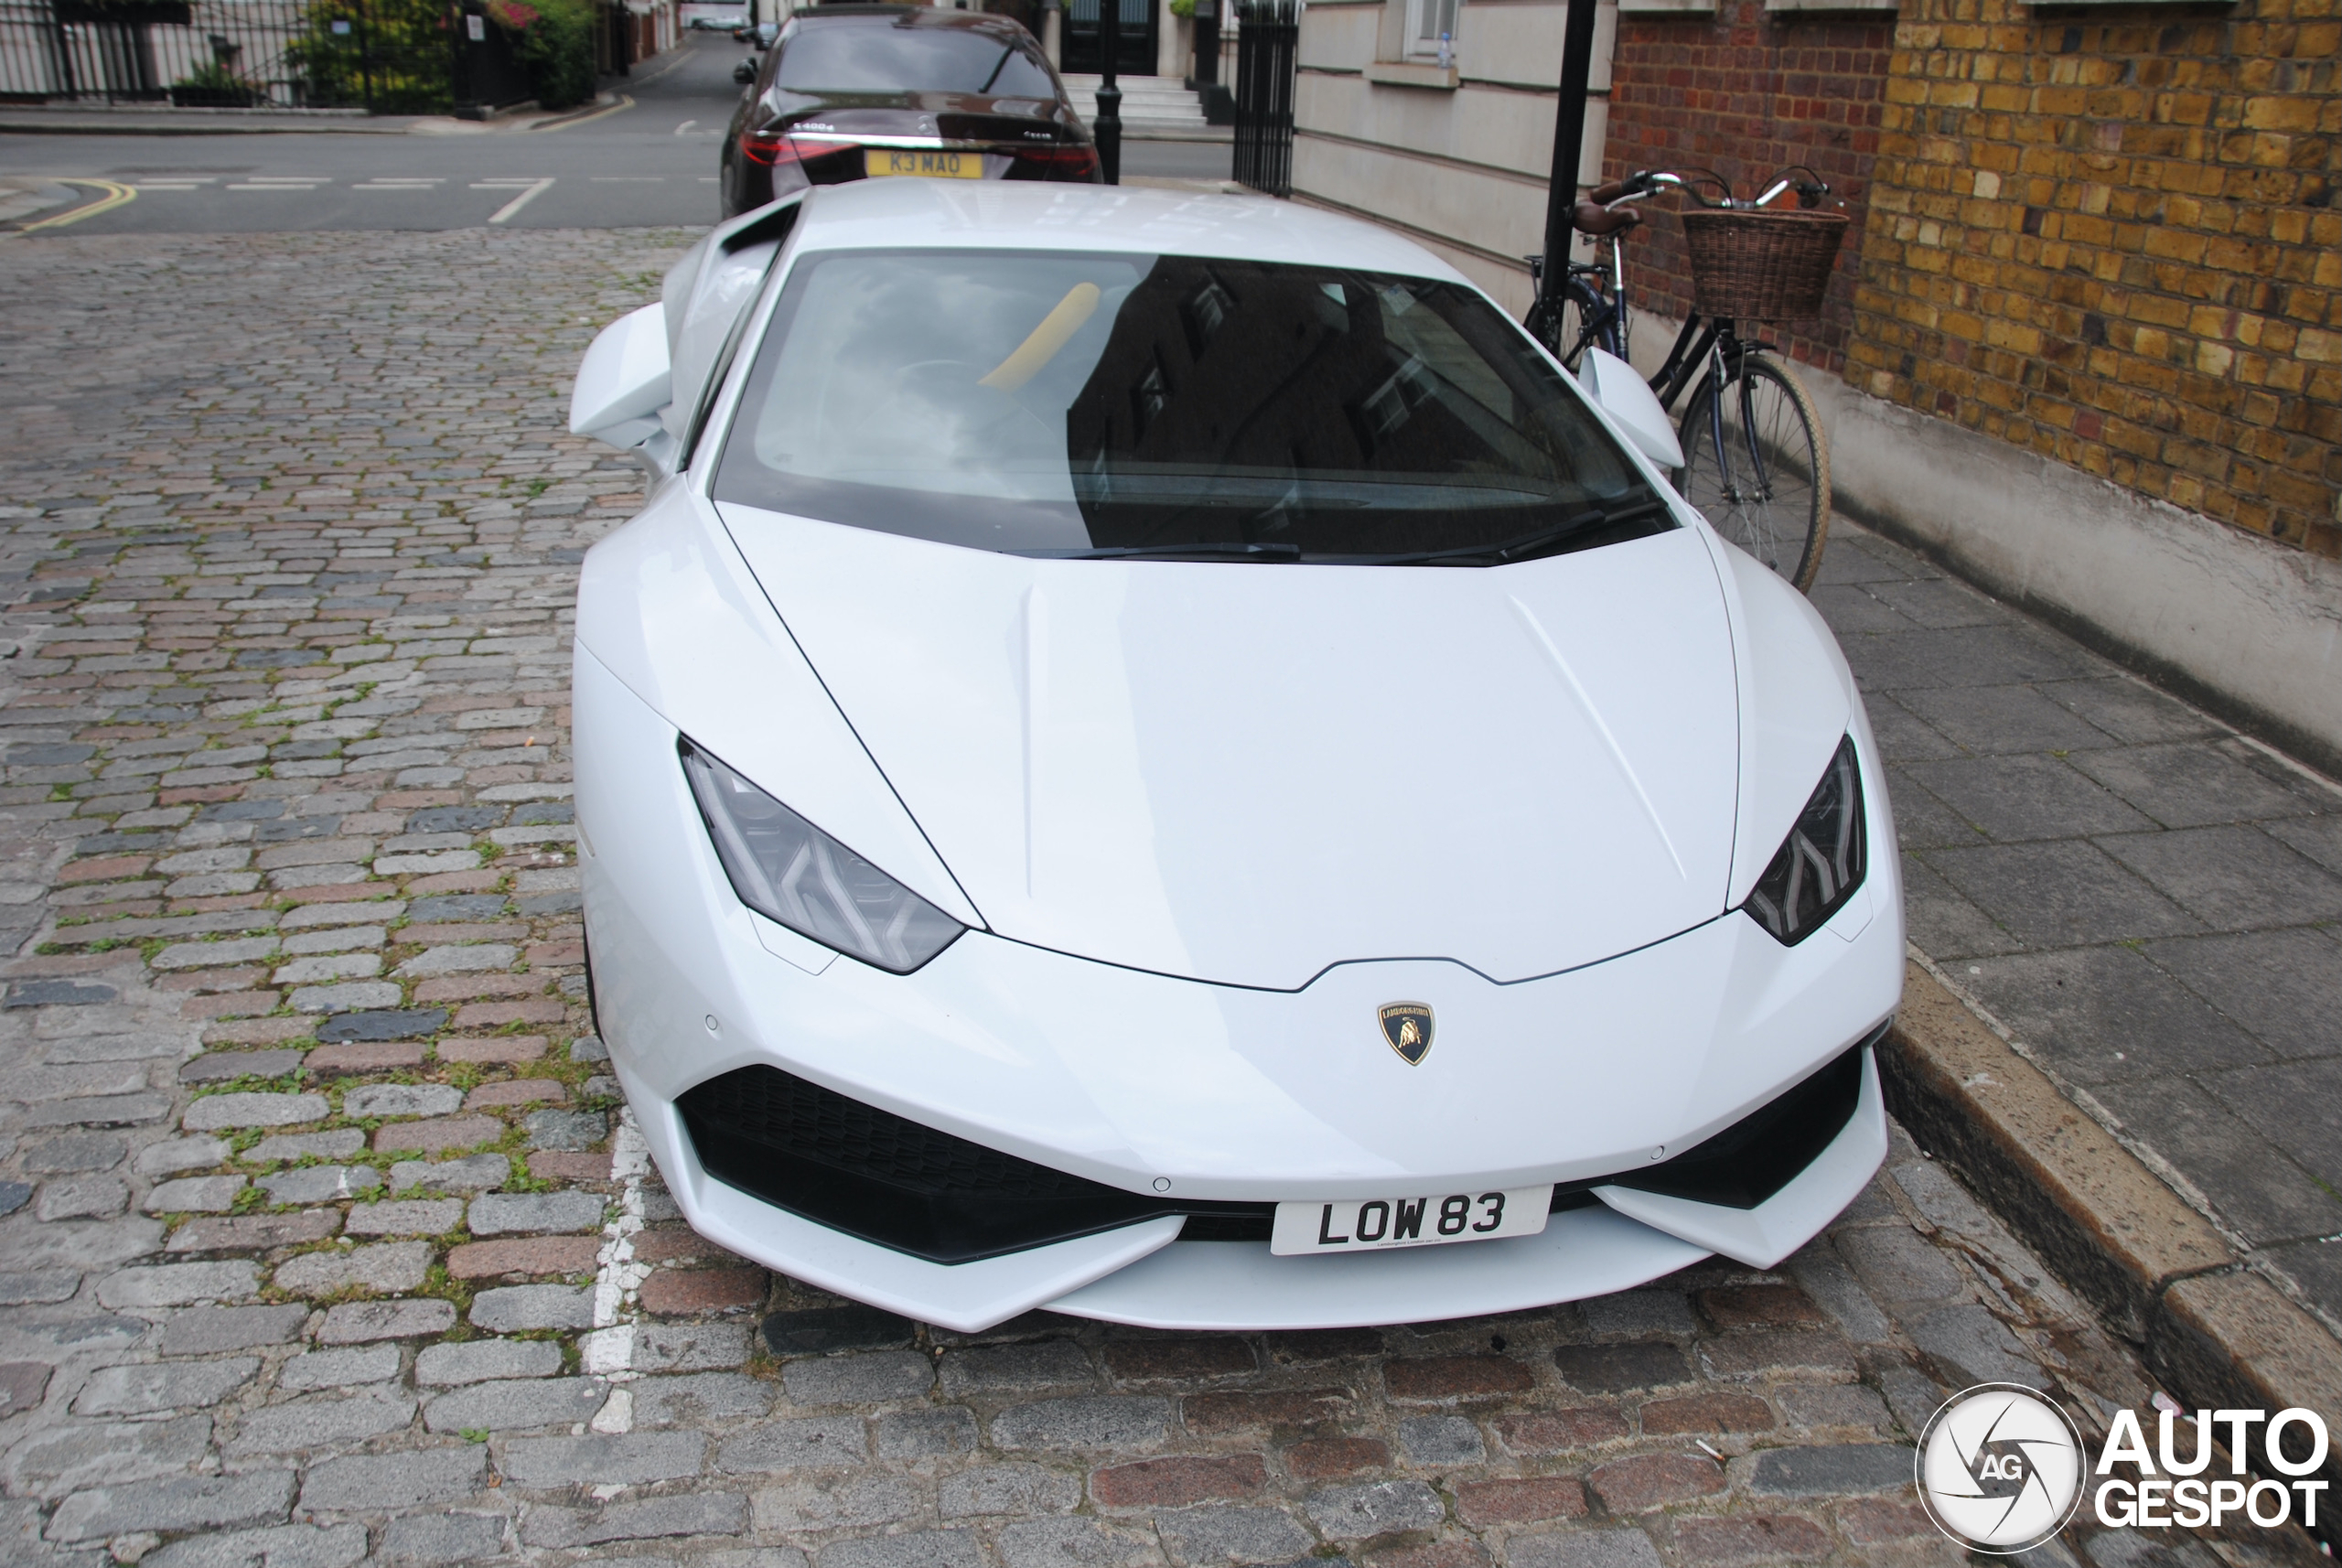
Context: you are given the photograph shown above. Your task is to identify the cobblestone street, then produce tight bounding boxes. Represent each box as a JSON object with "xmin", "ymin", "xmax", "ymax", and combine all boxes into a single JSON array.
[{"xmin": 0, "ymin": 228, "xmax": 2321, "ymax": 1568}]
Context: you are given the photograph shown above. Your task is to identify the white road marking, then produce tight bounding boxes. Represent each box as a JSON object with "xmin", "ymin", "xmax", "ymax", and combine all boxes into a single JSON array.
[
  {"xmin": 352, "ymin": 179, "xmax": 444, "ymax": 190},
  {"xmin": 226, "ymin": 183, "xmax": 323, "ymax": 191},
  {"xmin": 135, "ymin": 184, "xmax": 207, "ymax": 192},
  {"xmin": 485, "ymin": 177, "xmax": 554, "ymax": 223},
  {"xmin": 581, "ymin": 1105, "xmax": 652, "ymax": 1389},
  {"xmin": 673, "ymin": 119, "xmax": 696, "ymax": 135},
  {"xmin": 590, "ymin": 176, "xmax": 662, "ymax": 181}
]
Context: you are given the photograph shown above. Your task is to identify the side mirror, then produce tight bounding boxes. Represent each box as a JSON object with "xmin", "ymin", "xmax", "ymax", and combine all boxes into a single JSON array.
[
  {"xmin": 570, "ymin": 303, "xmax": 671, "ymax": 450},
  {"xmin": 733, "ymin": 60, "xmax": 757, "ymax": 83},
  {"xmin": 1578, "ymin": 348, "xmax": 1683, "ymax": 472}
]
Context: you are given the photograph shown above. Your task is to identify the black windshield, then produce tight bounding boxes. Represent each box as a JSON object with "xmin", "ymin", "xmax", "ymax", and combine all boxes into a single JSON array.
[
  {"xmin": 714, "ymin": 249, "xmax": 1671, "ymax": 564},
  {"xmin": 774, "ymin": 22, "xmax": 1058, "ymax": 96}
]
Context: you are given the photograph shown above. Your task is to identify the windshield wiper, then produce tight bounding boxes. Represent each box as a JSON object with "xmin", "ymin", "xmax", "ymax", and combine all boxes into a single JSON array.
[
  {"xmin": 1357, "ymin": 496, "xmax": 1671, "ymax": 566},
  {"xmin": 1015, "ymin": 542, "xmax": 1305, "ymax": 563}
]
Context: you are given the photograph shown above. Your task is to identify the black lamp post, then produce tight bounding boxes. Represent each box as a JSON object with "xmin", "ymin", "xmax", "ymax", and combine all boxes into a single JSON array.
[
  {"xmin": 1537, "ymin": 0, "xmax": 1599, "ymax": 323},
  {"xmin": 1095, "ymin": 0, "xmax": 1122, "ymax": 185}
]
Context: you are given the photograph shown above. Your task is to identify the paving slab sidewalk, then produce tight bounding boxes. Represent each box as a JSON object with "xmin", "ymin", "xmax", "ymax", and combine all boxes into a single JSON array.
[{"xmin": 1812, "ymin": 522, "xmax": 2342, "ymax": 1340}]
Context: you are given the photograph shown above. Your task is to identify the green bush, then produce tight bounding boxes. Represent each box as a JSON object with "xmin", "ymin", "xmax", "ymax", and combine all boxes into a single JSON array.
[
  {"xmin": 506, "ymin": 0, "xmax": 596, "ymax": 111},
  {"xmin": 288, "ymin": 0, "xmax": 455, "ymax": 113}
]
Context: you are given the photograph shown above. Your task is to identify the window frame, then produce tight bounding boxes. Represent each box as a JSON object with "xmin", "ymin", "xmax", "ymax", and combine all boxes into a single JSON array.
[{"xmin": 1402, "ymin": 0, "xmax": 1459, "ymax": 60}]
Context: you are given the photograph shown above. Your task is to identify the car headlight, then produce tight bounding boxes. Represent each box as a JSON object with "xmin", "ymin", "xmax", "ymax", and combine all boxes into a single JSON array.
[
  {"xmin": 679, "ymin": 737, "xmax": 964, "ymax": 974},
  {"xmin": 1742, "ymin": 736, "xmax": 1866, "ymax": 945}
]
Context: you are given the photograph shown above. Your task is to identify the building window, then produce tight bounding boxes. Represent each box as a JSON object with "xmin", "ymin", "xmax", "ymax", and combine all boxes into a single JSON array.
[{"xmin": 1406, "ymin": 0, "xmax": 1457, "ymax": 59}]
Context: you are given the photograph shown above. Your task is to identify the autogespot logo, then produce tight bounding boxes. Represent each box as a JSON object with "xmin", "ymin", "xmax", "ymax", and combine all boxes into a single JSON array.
[{"xmin": 1916, "ymin": 1384, "xmax": 2088, "ymax": 1553}]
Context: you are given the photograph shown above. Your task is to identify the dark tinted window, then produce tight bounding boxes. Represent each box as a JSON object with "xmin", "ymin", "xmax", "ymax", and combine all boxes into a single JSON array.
[
  {"xmin": 714, "ymin": 250, "xmax": 1670, "ymax": 564},
  {"xmin": 775, "ymin": 22, "xmax": 1058, "ymax": 96}
]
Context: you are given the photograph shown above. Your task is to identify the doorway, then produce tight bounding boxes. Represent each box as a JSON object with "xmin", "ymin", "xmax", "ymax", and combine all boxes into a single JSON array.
[{"xmin": 1060, "ymin": 0, "xmax": 1154, "ymax": 76}]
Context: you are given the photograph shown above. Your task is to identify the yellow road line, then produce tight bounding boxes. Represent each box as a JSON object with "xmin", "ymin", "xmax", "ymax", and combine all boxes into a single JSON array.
[
  {"xmin": 529, "ymin": 93, "xmax": 636, "ymax": 134},
  {"xmin": 14, "ymin": 177, "xmax": 137, "ymax": 233}
]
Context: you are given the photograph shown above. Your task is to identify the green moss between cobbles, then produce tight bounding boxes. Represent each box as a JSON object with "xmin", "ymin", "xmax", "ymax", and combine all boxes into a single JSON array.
[
  {"xmin": 420, "ymin": 1261, "xmax": 478, "ymax": 1325},
  {"xmin": 38, "ymin": 922, "xmax": 274, "ymax": 950},
  {"xmin": 188, "ymin": 1071, "xmax": 313, "ymax": 1100}
]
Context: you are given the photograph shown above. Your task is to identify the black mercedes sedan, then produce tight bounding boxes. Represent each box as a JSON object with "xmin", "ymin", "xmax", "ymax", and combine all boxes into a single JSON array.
[{"xmin": 720, "ymin": 5, "xmax": 1099, "ymax": 217}]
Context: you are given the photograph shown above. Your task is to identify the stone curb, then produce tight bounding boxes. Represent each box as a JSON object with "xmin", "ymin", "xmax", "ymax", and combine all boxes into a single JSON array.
[{"xmin": 1878, "ymin": 957, "xmax": 2342, "ymax": 1534}]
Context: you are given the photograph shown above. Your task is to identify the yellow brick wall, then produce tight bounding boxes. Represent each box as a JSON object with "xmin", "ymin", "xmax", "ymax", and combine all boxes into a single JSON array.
[{"xmin": 1850, "ymin": 0, "xmax": 2342, "ymax": 555}]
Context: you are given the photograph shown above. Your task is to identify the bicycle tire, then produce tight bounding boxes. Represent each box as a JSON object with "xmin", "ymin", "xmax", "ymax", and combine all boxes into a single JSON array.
[
  {"xmin": 1560, "ymin": 276, "xmax": 1619, "ymax": 371},
  {"xmin": 1675, "ymin": 354, "xmax": 1831, "ymax": 592},
  {"xmin": 1523, "ymin": 276, "xmax": 1617, "ymax": 371},
  {"xmin": 1522, "ymin": 294, "xmax": 1567, "ymax": 360}
]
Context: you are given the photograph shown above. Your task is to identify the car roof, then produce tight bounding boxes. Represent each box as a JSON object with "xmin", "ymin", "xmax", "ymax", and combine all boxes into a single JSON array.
[{"xmin": 789, "ymin": 181, "xmax": 1472, "ymax": 283}]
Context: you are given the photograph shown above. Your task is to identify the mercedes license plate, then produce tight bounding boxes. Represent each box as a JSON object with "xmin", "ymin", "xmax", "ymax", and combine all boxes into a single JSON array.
[{"xmin": 865, "ymin": 148, "xmax": 982, "ymax": 179}]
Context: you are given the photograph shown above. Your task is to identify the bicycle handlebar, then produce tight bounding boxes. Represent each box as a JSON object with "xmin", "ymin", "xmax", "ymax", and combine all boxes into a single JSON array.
[{"xmin": 1604, "ymin": 166, "xmax": 1832, "ymax": 211}]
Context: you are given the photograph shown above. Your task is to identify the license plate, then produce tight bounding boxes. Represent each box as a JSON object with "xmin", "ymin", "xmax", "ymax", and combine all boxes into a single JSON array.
[
  {"xmin": 1269, "ymin": 1186, "xmax": 1552, "ymax": 1256},
  {"xmin": 865, "ymin": 148, "xmax": 983, "ymax": 179}
]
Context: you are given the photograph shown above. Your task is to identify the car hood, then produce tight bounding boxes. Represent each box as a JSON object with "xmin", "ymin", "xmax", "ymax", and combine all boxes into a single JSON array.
[{"xmin": 719, "ymin": 504, "xmax": 1742, "ymax": 990}]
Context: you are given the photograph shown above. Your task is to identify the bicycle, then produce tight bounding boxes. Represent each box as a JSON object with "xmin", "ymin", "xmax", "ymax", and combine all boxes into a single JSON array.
[{"xmin": 1524, "ymin": 166, "xmax": 1845, "ymax": 593}]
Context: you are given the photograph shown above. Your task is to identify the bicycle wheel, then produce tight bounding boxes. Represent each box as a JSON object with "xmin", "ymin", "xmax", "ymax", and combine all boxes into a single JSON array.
[
  {"xmin": 1522, "ymin": 294, "xmax": 1568, "ymax": 360},
  {"xmin": 1523, "ymin": 276, "xmax": 1616, "ymax": 371},
  {"xmin": 1675, "ymin": 354, "xmax": 1831, "ymax": 591}
]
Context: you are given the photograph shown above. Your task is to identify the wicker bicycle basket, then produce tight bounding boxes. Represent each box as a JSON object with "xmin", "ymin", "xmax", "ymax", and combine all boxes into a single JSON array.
[{"xmin": 1679, "ymin": 208, "xmax": 1850, "ymax": 321}]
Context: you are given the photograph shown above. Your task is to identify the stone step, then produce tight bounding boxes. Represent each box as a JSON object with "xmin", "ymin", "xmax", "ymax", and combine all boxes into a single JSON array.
[{"xmin": 1056, "ymin": 72, "xmax": 1227, "ymax": 140}]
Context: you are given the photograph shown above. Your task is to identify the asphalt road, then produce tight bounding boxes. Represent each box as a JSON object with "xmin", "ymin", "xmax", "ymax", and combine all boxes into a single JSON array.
[{"xmin": 0, "ymin": 34, "xmax": 1232, "ymax": 236}]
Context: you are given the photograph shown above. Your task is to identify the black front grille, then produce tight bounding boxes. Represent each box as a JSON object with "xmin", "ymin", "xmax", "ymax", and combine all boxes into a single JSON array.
[
  {"xmin": 1177, "ymin": 1210, "xmax": 1275, "ymax": 1242},
  {"xmin": 1606, "ymin": 1028, "xmax": 1878, "ymax": 1209},
  {"xmin": 703, "ymin": 1062, "xmax": 1096, "ymax": 1201},
  {"xmin": 682, "ymin": 1028, "xmax": 1878, "ymax": 1263},
  {"xmin": 679, "ymin": 1064, "xmax": 1262, "ymax": 1263}
]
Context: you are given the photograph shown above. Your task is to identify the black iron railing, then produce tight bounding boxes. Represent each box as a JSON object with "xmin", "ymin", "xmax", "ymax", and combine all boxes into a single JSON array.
[
  {"xmin": 1230, "ymin": 0, "xmax": 1295, "ymax": 198},
  {"xmin": 0, "ymin": 0, "xmax": 519, "ymax": 113}
]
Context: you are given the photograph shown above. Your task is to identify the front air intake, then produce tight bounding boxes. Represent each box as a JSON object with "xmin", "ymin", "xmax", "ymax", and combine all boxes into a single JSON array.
[
  {"xmin": 1604, "ymin": 1028, "xmax": 1877, "ymax": 1209},
  {"xmin": 677, "ymin": 1064, "xmax": 1266, "ymax": 1262}
]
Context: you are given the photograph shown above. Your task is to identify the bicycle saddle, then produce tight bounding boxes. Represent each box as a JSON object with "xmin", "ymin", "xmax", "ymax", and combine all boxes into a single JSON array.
[{"xmin": 1572, "ymin": 201, "xmax": 1643, "ymax": 237}]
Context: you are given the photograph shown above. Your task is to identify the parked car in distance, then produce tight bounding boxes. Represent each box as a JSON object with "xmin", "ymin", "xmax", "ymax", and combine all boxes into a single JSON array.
[
  {"xmin": 563, "ymin": 180, "xmax": 1903, "ymax": 1333},
  {"xmin": 721, "ymin": 4, "xmax": 1095, "ymax": 217}
]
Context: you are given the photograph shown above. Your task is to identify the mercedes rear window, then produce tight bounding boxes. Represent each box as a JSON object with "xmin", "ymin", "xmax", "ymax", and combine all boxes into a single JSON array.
[
  {"xmin": 774, "ymin": 23, "xmax": 1058, "ymax": 97},
  {"xmin": 712, "ymin": 249, "xmax": 1671, "ymax": 564}
]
